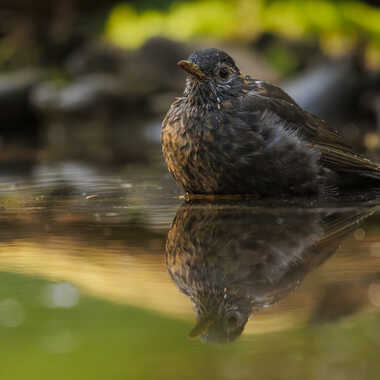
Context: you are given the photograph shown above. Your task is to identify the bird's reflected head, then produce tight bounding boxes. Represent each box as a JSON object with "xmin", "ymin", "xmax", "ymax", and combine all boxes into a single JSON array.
[{"xmin": 188, "ymin": 291, "xmax": 250, "ymax": 344}]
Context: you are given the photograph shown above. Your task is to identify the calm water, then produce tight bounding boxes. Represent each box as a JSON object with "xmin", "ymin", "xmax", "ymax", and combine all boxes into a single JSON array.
[{"xmin": 1, "ymin": 161, "xmax": 380, "ymax": 379}]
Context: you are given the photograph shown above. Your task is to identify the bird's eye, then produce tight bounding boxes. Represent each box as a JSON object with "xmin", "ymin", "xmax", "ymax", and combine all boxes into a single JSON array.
[
  {"xmin": 227, "ymin": 315, "xmax": 237, "ymax": 326},
  {"xmin": 218, "ymin": 67, "xmax": 230, "ymax": 80},
  {"xmin": 226, "ymin": 311, "xmax": 241, "ymax": 327}
]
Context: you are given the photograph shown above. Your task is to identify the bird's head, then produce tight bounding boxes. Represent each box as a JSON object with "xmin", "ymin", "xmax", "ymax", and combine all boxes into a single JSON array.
[
  {"xmin": 188, "ymin": 290, "xmax": 250, "ymax": 344},
  {"xmin": 178, "ymin": 48, "xmax": 244, "ymax": 104}
]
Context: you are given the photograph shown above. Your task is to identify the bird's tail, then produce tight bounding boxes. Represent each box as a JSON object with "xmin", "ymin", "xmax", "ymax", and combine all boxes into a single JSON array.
[{"xmin": 316, "ymin": 143, "xmax": 380, "ymax": 186}]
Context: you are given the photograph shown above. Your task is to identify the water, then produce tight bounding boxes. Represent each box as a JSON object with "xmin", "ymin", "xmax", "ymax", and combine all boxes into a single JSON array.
[{"xmin": 1, "ymin": 161, "xmax": 380, "ymax": 379}]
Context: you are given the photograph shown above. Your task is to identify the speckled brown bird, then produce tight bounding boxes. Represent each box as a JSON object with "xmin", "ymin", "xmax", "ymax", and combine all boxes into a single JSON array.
[
  {"xmin": 162, "ymin": 48, "xmax": 380, "ymax": 197},
  {"xmin": 166, "ymin": 201, "xmax": 376, "ymax": 343}
]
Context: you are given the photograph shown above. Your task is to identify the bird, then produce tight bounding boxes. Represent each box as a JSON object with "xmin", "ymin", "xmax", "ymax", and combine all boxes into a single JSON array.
[
  {"xmin": 166, "ymin": 200, "xmax": 376, "ymax": 343},
  {"xmin": 161, "ymin": 48, "xmax": 380, "ymax": 197}
]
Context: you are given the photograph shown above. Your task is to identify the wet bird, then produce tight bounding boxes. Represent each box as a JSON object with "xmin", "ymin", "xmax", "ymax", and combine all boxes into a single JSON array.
[{"xmin": 162, "ymin": 48, "xmax": 380, "ymax": 197}]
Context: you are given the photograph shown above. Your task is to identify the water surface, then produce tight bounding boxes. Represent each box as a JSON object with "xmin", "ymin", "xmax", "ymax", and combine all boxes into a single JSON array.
[{"xmin": 1, "ymin": 161, "xmax": 380, "ymax": 379}]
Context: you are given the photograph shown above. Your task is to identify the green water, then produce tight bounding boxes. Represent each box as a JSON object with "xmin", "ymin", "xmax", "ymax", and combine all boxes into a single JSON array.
[{"xmin": 0, "ymin": 161, "xmax": 380, "ymax": 379}]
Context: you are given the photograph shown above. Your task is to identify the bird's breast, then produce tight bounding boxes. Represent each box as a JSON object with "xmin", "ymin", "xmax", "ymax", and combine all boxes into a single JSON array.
[
  {"xmin": 162, "ymin": 101, "xmax": 228, "ymax": 193},
  {"xmin": 162, "ymin": 99, "xmax": 329, "ymax": 195}
]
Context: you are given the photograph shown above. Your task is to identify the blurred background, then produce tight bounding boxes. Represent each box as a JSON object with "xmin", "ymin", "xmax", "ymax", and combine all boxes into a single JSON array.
[
  {"xmin": 1, "ymin": 0, "xmax": 380, "ymax": 168},
  {"xmin": 1, "ymin": 1, "xmax": 380, "ymax": 379}
]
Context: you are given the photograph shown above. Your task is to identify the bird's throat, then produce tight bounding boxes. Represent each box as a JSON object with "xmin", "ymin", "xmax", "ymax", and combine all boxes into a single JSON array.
[{"xmin": 184, "ymin": 79, "xmax": 219, "ymax": 110}]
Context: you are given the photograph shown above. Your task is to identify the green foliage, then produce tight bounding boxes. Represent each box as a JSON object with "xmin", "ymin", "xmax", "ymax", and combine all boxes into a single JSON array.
[
  {"xmin": 265, "ymin": 44, "xmax": 300, "ymax": 75},
  {"xmin": 105, "ymin": 0, "xmax": 380, "ymax": 66},
  {"xmin": 106, "ymin": 1, "xmax": 240, "ymax": 48}
]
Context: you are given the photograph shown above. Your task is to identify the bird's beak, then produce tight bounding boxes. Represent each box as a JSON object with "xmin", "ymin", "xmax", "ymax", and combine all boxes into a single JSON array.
[
  {"xmin": 188, "ymin": 316, "xmax": 213, "ymax": 338},
  {"xmin": 177, "ymin": 60, "xmax": 206, "ymax": 79}
]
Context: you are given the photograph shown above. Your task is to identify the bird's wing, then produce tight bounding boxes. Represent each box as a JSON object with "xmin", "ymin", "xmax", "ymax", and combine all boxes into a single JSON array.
[
  {"xmin": 247, "ymin": 79, "xmax": 300, "ymax": 106},
  {"xmin": 246, "ymin": 79, "xmax": 342, "ymax": 143},
  {"xmin": 239, "ymin": 84, "xmax": 380, "ymax": 178},
  {"xmin": 240, "ymin": 82, "xmax": 341, "ymax": 145}
]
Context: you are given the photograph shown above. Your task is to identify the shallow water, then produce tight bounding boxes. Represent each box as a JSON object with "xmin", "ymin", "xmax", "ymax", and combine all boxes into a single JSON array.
[{"xmin": 1, "ymin": 161, "xmax": 380, "ymax": 379}]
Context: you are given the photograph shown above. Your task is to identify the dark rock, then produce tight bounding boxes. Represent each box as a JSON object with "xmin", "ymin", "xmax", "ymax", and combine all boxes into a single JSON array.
[
  {"xmin": 120, "ymin": 36, "xmax": 192, "ymax": 98},
  {"xmin": 30, "ymin": 71, "xmax": 158, "ymax": 165},
  {"xmin": 36, "ymin": 37, "xmax": 193, "ymax": 119},
  {"xmin": 371, "ymin": 93, "xmax": 380, "ymax": 133},
  {"xmin": 282, "ymin": 59, "xmax": 380, "ymax": 151},
  {"xmin": 282, "ymin": 60, "xmax": 362, "ymax": 121},
  {"xmin": 65, "ymin": 42, "xmax": 130, "ymax": 76},
  {"xmin": 0, "ymin": 68, "xmax": 43, "ymax": 124},
  {"xmin": 60, "ymin": 38, "xmax": 280, "ymax": 120},
  {"xmin": 42, "ymin": 117, "xmax": 155, "ymax": 165},
  {"xmin": 31, "ymin": 73, "xmax": 126, "ymax": 116}
]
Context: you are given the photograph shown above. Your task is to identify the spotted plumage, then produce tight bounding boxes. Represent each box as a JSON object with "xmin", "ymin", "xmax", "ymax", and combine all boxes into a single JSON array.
[{"xmin": 162, "ymin": 48, "xmax": 380, "ymax": 196}]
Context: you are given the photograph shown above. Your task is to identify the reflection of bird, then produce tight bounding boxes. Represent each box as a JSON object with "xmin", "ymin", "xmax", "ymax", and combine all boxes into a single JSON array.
[
  {"xmin": 162, "ymin": 48, "xmax": 380, "ymax": 196},
  {"xmin": 166, "ymin": 201, "xmax": 375, "ymax": 343}
]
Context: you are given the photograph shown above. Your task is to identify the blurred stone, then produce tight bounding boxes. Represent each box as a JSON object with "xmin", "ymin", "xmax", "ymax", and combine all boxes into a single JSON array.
[
  {"xmin": 283, "ymin": 60, "xmax": 362, "ymax": 122},
  {"xmin": 65, "ymin": 36, "xmax": 192, "ymax": 101},
  {"xmin": 31, "ymin": 70, "xmax": 159, "ymax": 164},
  {"xmin": 143, "ymin": 120, "xmax": 162, "ymax": 144},
  {"xmin": 26, "ymin": 37, "xmax": 195, "ymax": 164},
  {"xmin": 31, "ymin": 74, "xmax": 126, "ymax": 115},
  {"xmin": 42, "ymin": 117, "xmax": 155, "ymax": 165},
  {"xmin": 33, "ymin": 37, "xmax": 194, "ymax": 120},
  {"xmin": 149, "ymin": 92, "xmax": 180, "ymax": 115},
  {"xmin": 38, "ymin": 37, "xmax": 281, "ymax": 122},
  {"xmin": 372, "ymin": 93, "xmax": 380, "ymax": 134},
  {"xmin": 120, "ymin": 36, "xmax": 192, "ymax": 99},
  {"xmin": 65, "ymin": 41, "xmax": 130, "ymax": 76},
  {"xmin": 282, "ymin": 59, "xmax": 380, "ymax": 151}
]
